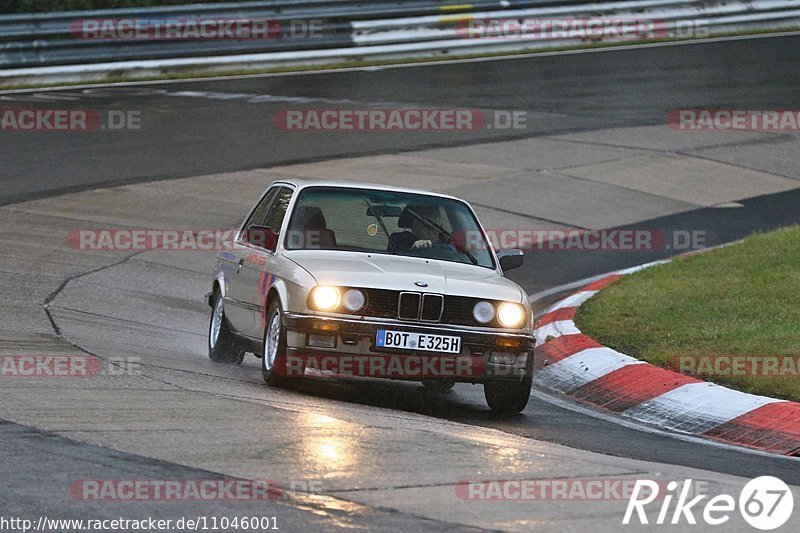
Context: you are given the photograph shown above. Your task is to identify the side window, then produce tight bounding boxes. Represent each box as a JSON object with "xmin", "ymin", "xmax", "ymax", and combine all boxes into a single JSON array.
[
  {"xmin": 243, "ymin": 188, "xmax": 278, "ymax": 230},
  {"xmin": 263, "ymin": 187, "xmax": 293, "ymax": 234},
  {"xmin": 240, "ymin": 187, "xmax": 278, "ymax": 244}
]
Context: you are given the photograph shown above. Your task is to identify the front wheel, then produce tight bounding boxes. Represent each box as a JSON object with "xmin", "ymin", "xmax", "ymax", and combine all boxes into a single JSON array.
[
  {"xmin": 208, "ymin": 290, "xmax": 246, "ymax": 365},
  {"xmin": 262, "ymin": 301, "xmax": 291, "ymax": 386},
  {"xmin": 484, "ymin": 378, "xmax": 532, "ymax": 414}
]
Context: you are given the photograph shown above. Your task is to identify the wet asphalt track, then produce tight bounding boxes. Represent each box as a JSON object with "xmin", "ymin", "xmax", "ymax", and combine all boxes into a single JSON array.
[
  {"xmin": 3, "ymin": 34, "xmax": 800, "ymax": 207},
  {"xmin": 2, "ymin": 35, "xmax": 800, "ymax": 513}
]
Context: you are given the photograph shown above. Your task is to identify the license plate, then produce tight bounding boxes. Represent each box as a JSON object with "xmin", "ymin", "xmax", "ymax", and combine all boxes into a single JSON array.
[{"xmin": 376, "ymin": 330, "xmax": 461, "ymax": 354}]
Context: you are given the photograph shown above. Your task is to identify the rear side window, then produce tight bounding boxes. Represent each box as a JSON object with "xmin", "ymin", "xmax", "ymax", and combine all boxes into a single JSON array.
[
  {"xmin": 242, "ymin": 187, "xmax": 278, "ymax": 232},
  {"xmin": 263, "ymin": 187, "xmax": 294, "ymax": 234}
]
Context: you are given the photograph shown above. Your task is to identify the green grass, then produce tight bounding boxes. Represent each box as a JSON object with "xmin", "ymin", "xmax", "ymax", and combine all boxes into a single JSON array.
[{"xmin": 575, "ymin": 226, "xmax": 800, "ymax": 402}]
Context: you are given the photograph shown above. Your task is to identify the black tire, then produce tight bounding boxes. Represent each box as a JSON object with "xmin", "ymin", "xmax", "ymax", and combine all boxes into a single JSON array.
[
  {"xmin": 262, "ymin": 300, "xmax": 291, "ymax": 386},
  {"xmin": 208, "ymin": 290, "xmax": 246, "ymax": 365},
  {"xmin": 421, "ymin": 379, "xmax": 456, "ymax": 392},
  {"xmin": 484, "ymin": 378, "xmax": 532, "ymax": 414}
]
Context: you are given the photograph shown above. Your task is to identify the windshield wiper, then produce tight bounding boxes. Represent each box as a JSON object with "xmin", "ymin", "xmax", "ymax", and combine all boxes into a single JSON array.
[
  {"xmin": 364, "ymin": 199, "xmax": 399, "ymax": 255},
  {"xmin": 406, "ymin": 209, "xmax": 479, "ymax": 265}
]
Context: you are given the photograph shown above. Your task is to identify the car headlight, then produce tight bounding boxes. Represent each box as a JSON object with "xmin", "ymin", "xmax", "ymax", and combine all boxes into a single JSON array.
[
  {"xmin": 342, "ymin": 289, "xmax": 366, "ymax": 312},
  {"xmin": 310, "ymin": 286, "xmax": 340, "ymax": 310},
  {"xmin": 497, "ymin": 302, "xmax": 526, "ymax": 328},
  {"xmin": 472, "ymin": 301, "xmax": 495, "ymax": 323}
]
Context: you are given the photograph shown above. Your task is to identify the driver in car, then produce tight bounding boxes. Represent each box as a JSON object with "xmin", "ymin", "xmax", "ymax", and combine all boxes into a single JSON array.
[{"xmin": 390, "ymin": 205, "xmax": 444, "ymax": 251}]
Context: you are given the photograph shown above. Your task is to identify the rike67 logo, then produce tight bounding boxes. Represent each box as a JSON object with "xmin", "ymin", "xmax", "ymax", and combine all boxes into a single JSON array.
[{"xmin": 624, "ymin": 477, "xmax": 794, "ymax": 530}]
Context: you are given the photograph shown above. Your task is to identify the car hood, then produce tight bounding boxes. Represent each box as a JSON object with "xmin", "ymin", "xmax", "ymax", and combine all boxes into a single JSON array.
[{"xmin": 284, "ymin": 250, "xmax": 526, "ymax": 303}]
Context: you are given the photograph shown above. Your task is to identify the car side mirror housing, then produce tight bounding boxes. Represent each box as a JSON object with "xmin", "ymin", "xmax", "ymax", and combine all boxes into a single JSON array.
[
  {"xmin": 247, "ymin": 224, "xmax": 279, "ymax": 252},
  {"xmin": 498, "ymin": 249, "xmax": 524, "ymax": 271}
]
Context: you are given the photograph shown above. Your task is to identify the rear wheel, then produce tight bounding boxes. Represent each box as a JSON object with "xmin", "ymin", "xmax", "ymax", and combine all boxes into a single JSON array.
[
  {"xmin": 262, "ymin": 301, "xmax": 291, "ymax": 386},
  {"xmin": 208, "ymin": 290, "xmax": 246, "ymax": 365},
  {"xmin": 484, "ymin": 378, "xmax": 532, "ymax": 413}
]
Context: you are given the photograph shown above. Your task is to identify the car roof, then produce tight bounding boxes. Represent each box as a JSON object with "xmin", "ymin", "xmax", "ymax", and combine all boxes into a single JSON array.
[{"xmin": 269, "ymin": 178, "xmax": 464, "ymax": 202}]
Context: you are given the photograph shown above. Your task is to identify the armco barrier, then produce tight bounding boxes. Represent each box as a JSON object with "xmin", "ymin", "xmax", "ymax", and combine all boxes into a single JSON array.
[
  {"xmin": 0, "ymin": 0, "xmax": 799, "ymax": 79},
  {"xmin": 0, "ymin": 1, "xmax": 589, "ymax": 68}
]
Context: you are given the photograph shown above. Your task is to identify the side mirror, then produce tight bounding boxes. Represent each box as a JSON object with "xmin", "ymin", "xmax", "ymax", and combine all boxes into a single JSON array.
[
  {"xmin": 498, "ymin": 249, "xmax": 524, "ymax": 271},
  {"xmin": 246, "ymin": 224, "xmax": 279, "ymax": 252}
]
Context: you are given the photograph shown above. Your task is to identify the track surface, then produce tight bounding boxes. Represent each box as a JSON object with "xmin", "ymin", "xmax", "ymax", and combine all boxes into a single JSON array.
[
  {"xmin": 1, "ymin": 421, "xmax": 459, "ymax": 531},
  {"xmin": 2, "ymin": 35, "xmax": 800, "ymax": 522},
  {"xmin": 3, "ymin": 35, "xmax": 800, "ymax": 206}
]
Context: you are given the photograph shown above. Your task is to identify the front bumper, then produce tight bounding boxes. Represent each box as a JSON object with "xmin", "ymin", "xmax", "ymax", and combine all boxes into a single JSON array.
[{"xmin": 282, "ymin": 312, "xmax": 534, "ymax": 383}]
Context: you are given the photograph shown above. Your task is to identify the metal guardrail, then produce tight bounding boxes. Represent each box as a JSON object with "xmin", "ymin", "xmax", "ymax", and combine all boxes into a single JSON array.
[
  {"xmin": 0, "ymin": 1, "xmax": 591, "ymax": 68},
  {"xmin": 352, "ymin": 0, "xmax": 800, "ymax": 46},
  {"xmin": 0, "ymin": 0, "xmax": 799, "ymax": 71}
]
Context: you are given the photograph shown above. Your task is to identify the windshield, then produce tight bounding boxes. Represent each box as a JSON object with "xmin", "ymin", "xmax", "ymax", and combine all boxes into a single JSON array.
[{"xmin": 285, "ymin": 187, "xmax": 496, "ymax": 269}]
